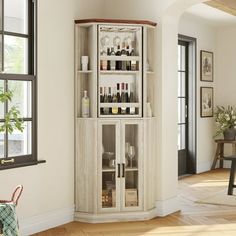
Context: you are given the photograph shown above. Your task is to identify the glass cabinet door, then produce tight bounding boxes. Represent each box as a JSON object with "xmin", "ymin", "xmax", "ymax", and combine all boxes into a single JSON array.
[
  {"xmin": 121, "ymin": 121, "xmax": 143, "ymax": 211},
  {"xmin": 98, "ymin": 121, "xmax": 120, "ymax": 212}
]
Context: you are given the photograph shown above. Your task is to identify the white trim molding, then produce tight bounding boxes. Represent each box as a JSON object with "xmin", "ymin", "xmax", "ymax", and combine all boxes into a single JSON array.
[
  {"xmin": 19, "ymin": 206, "xmax": 75, "ymax": 236},
  {"xmin": 155, "ymin": 196, "xmax": 180, "ymax": 217},
  {"xmin": 75, "ymin": 209, "xmax": 158, "ymax": 223}
]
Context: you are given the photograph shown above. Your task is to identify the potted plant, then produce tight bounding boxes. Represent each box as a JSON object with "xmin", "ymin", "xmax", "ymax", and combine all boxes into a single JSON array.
[
  {"xmin": 214, "ymin": 105, "xmax": 236, "ymax": 140},
  {"xmin": 0, "ymin": 88, "xmax": 24, "ymax": 134}
]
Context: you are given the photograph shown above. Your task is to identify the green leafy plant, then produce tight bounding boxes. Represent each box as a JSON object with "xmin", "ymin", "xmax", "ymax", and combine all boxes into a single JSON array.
[
  {"xmin": 0, "ymin": 88, "xmax": 24, "ymax": 134},
  {"xmin": 214, "ymin": 105, "xmax": 236, "ymax": 137}
]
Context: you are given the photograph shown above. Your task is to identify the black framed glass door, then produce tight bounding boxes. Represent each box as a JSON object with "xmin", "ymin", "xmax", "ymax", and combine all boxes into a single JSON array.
[{"xmin": 178, "ymin": 40, "xmax": 189, "ymax": 176}]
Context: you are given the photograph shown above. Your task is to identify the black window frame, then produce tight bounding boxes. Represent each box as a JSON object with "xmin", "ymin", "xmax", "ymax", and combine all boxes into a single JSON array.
[{"xmin": 0, "ymin": 0, "xmax": 43, "ymax": 170}]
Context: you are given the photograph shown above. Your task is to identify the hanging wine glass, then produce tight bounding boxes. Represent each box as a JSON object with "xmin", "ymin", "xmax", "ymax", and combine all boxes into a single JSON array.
[
  {"xmin": 113, "ymin": 36, "xmax": 121, "ymax": 47},
  {"xmin": 128, "ymin": 146, "xmax": 135, "ymax": 168}
]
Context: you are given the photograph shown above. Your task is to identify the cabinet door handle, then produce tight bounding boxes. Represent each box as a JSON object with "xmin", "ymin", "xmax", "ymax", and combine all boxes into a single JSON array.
[
  {"xmin": 118, "ymin": 164, "xmax": 120, "ymax": 178},
  {"xmin": 122, "ymin": 163, "xmax": 125, "ymax": 178}
]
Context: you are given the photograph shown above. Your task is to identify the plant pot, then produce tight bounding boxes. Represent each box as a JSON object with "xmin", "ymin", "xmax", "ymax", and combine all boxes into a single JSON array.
[{"xmin": 223, "ymin": 127, "xmax": 236, "ymax": 141}]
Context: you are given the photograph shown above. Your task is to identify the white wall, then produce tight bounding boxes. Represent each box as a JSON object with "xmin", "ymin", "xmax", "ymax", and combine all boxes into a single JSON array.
[
  {"xmin": 178, "ymin": 13, "xmax": 217, "ymax": 173},
  {"xmin": 216, "ymin": 26, "xmax": 236, "ymax": 158},
  {"xmin": 0, "ymin": 0, "xmax": 105, "ymax": 235}
]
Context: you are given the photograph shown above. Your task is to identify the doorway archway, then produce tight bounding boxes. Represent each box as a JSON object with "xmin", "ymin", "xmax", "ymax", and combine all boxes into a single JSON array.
[{"xmin": 156, "ymin": 0, "xmax": 206, "ymax": 216}]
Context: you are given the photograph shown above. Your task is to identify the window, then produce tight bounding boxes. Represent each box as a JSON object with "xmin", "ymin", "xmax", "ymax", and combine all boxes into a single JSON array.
[{"xmin": 0, "ymin": 0, "xmax": 38, "ymax": 169}]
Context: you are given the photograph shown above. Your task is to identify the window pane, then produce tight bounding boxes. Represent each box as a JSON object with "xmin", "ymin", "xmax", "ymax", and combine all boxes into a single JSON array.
[
  {"xmin": 0, "ymin": 127, "xmax": 4, "ymax": 158},
  {"xmin": 181, "ymin": 45, "xmax": 186, "ymax": 71},
  {"xmin": 178, "ymin": 98, "xmax": 186, "ymax": 124},
  {"xmin": 178, "ymin": 72, "xmax": 186, "ymax": 97},
  {"xmin": 178, "ymin": 124, "xmax": 185, "ymax": 150},
  {"xmin": 8, "ymin": 121, "xmax": 32, "ymax": 157},
  {"xmin": 8, "ymin": 80, "xmax": 32, "ymax": 118},
  {"xmin": 5, "ymin": 0, "xmax": 28, "ymax": 34},
  {"xmin": 4, "ymin": 35, "xmax": 28, "ymax": 74},
  {"xmin": 0, "ymin": 80, "xmax": 4, "ymax": 119}
]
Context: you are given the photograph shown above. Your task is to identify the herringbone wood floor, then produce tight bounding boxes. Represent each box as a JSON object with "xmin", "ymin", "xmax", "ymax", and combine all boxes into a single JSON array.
[{"xmin": 33, "ymin": 169, "xmax": 236, "ymax": 235}]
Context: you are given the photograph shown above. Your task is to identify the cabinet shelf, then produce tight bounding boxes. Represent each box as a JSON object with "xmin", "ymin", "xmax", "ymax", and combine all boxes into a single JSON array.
[
  {"xmin": 125, "ymin": 168, "xmax": 139, "ymax": 172},
  {"xmin": 100, "ymin": 70, "xmax": 139, "ymax": 75},
  {"xmin": 102, "ymin": 168, "xmax": 116, "ymax": 172},
  {"xmin": 100, "ymin": 56, "xmax": 140, "ymax": 61},
  {"xmin": 100, "ymin": 103, "xmax": 140, "ymax": 108},
  {"xmin": 77, "ymin": 70, "xmax": 93, "ymax": 74}
]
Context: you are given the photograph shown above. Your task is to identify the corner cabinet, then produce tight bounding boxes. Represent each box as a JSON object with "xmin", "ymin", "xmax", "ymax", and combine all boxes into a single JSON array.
[{"xmin": 75, "ymin": 19, "xmax": 157, "ymax": 223}]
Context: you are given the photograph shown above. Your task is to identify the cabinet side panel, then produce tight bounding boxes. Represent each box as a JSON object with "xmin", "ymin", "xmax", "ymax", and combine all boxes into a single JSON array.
[
  {"xmin": 144, "ymin": 118, "xmax": 157, "ymax": 210},
  {"xmin": 76, "ymin": 119, "xmax": 97, "ymax": 213}
]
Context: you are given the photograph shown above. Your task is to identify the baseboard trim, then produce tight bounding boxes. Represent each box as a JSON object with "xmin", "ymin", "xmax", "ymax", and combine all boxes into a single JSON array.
[
  {"xmin": 155, "ymin": 196, "xmax": 180, "ymax": 217},
  {"xmin": 19, "ymin": 206, "xmax": 75, "ymax": 236},
  {"xmin": 75, "ymin": 208, "xmax": 157, "ymax": 223}
]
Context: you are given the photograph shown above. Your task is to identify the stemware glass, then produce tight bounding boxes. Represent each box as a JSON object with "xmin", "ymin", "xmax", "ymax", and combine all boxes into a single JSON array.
[{"xmin": 128, "ymin": 146, "xmax": 135, "ymax": 168}]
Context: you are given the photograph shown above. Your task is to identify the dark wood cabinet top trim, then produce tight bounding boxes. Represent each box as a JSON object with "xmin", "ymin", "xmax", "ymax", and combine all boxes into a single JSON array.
[{"xmin": 75, "ymin": 18, "xmax": 157, "ymax": 27}]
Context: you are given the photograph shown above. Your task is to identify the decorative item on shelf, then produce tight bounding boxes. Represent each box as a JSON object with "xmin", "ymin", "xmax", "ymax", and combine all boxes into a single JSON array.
[
  {"xmin": 81, "ymin": 90, "xmax": 89, "ymax": 118},
  {"xmin": 214, "ymin": 105, "xmax": 236, "ymax": 141},
  {"xmin": 125, "ymin": 189, "xmax": 138, "ymax": 207},
  {"xmin": 81, "ymin": 56, "xmax": 89, "ymax": 71}
]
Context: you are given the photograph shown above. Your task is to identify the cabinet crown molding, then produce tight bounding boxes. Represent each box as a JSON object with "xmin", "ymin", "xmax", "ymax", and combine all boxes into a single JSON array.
[{"xmin": 75, "ymin": 18, "xmax": 157, "ymax": 27}]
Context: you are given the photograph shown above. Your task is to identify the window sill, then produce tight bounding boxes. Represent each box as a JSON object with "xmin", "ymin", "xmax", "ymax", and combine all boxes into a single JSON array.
[{"xmin": 0, "ymin": 160, "xmax": 46, "ymax": 171}]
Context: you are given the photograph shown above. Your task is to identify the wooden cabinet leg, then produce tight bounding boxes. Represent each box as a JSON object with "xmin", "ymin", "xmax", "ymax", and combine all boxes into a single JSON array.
[
  {"xmin": 228, "ymin": 160, "xmax": 236, "ymax": 195},
  {"xmin": 211, "ymin": 144, "xmax": 220, "ymax": 170}
]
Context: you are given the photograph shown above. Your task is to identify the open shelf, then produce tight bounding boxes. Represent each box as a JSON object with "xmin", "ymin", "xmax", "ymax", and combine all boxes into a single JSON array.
[
  {"xmin": 77, "ymin": 70, "xmax": 93, "ymax": 74},
  {"xmin": 100, "ymin": 56, "xmax": 140, "ymax": 61},
  {"xmin": 100, "ymin": 70, "xmax": 140, "ymax": 75}
]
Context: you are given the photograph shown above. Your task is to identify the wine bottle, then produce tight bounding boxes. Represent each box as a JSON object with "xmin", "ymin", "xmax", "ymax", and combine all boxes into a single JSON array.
[
  {"xmin": 121, "ymin": 42, "xmax": 127, "ymax": 71},
  {"xmin": 82, "ymin": 90, "xmax": 89, "ymax": 118},
  {"xmin": 117, "ymin": 83, "xmax": 121, "ymax": 114},
  {"xmin": 125, "ymin": 83, "xmax": 130, "ymax": 114},
  {"xmin": 108, "ymin": 87, "xmax": 112, "ymax": 114},
  {"xmin": 110, "ymin": 47, "xmax": 116, "ymax": 70},
  {"xmin": 121, "ymin": 83, "xmax": 126, "ymax": 114},
  {"xmin": 100, "ymin": 87, "xmax": 104, "ymax": 115},
  {"xmin": 126, "ymin": 45, "xmax": 131, "ymax": 70},
  {"xmin": 107, "ymin": 48, "xmax": 111, "ymax": 70},
  {"xmin": 116, "ymin": 45, "xmax": 121, "ymax": 70},
  {"xmin": 112, "ymin": 87, "xmax": 118, "ymax": 115},
  {"xmin": 130, "ymin": 42, "xmax": 136, "ymax": 71},
  {"xmin": 129, "ymin": 83, "xmax": 135, "ymax": 115},
  {"xmin": 103, "ymin": 87, "xmax": 110, "ymax": 115}
]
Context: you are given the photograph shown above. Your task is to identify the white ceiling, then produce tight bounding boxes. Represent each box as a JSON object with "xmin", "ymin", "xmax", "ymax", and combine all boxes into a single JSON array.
[{"xmin": 186, "ymin": 3, "xmax": 236, "ymax": 26}]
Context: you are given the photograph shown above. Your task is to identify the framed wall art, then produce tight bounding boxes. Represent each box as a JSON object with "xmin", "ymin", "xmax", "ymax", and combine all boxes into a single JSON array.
[
  {"xmin": 200, "ymin": 87, "xmax": 213, "ymax": 118},
  {"xmin": 200, "ymin": 50, "xmax": 213, "ymax": 82}
]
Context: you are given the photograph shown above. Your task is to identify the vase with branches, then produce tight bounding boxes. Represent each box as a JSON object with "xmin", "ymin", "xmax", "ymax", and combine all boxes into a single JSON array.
[{"xmin": 214, "ymin": 105, "xmax": 236, "ymax": 140}]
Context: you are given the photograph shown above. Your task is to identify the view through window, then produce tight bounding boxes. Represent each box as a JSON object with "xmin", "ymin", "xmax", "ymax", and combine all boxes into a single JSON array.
[{"xmin": 0, "ymin": 0, "xmax": 36, "ymax": 168}]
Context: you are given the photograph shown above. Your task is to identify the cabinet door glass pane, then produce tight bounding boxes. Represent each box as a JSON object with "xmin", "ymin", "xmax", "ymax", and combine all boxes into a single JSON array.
[
  {"xmin": 5, "ymin": 0, "xmax": 28, "ymax": 34},
  {"xmin": 124, "ymin": 124, "xmax": 139, "ymax": 207},
  {"xmin": 8, "ymin": 121, "xmax": 31, "ymax": 157},
  {"xmin": 102, "ymin": 124, "xmax": 117, "ymax": 208}
]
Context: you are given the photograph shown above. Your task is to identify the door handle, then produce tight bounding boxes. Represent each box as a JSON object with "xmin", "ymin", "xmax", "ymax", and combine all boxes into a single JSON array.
[
  {"xmin": 118, "ymin": 164, "xmax": 120, "ymax": 178},
  {"xmin": 122, "ymin": 163, "xmax": 125, "ymax": 178}
]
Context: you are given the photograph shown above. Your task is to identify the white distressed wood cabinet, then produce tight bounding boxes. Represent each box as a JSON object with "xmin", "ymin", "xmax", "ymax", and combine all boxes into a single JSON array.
[{"xmin": 75, "ymin": 19, "xmax": 157, "ymax": 223}]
